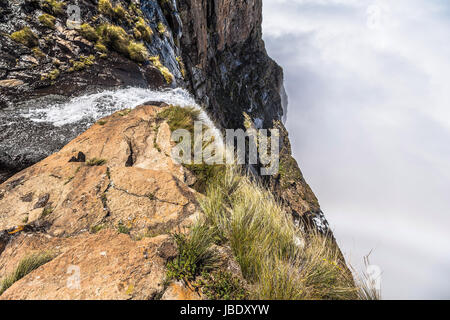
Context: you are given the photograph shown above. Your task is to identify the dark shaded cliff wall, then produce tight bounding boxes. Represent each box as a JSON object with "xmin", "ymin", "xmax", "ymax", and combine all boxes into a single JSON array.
[{"xmin": 175, "ymin": 0, "xmax": 285, "ymax": 129}]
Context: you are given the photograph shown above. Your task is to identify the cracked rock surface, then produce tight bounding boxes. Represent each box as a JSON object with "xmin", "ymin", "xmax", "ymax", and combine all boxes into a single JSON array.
[{"xmin": 0, "ymin": 105, "xmax": 216, "ymax": 300}]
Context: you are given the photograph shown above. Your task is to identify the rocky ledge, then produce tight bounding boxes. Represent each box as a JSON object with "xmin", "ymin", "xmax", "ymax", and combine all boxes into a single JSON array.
[{"xmin": 0, "ymin": 105, "xmax": 243, "ymax": 299}]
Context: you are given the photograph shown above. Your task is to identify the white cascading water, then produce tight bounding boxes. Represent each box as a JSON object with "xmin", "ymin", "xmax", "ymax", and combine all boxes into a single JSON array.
[{"xmin": 21, "ymin": 87, "xmax": 224, "ymax": 146}]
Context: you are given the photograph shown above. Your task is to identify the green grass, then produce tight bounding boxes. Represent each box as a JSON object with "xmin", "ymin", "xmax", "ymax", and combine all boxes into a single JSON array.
[
  {"xmin": 86, "ymin": 158, "xmax": 107, "ymax": 166},
  {"xmin": 117, "ymin": 222, "xmax": 131, "ymax": 235},
  {"xmin": 90, "ymin": 224, "xmax": 105, "ymax": 234},
  {"xmin": 159, "ymin": 103, "xmax": 371, "ymax": 300},
  {"xmin": 127, "ymin": 41, "xmax": 147, "ymax": 63},
  {"xmin": 183, "ymin": 164, "xmax": 224, "ymax": 194},
  {"xmin": 149, "ymin": 56, "xmax": 174, "ymax": 84},
  {"xmin": 96, "ymin": 24, "xmax": 149, "ymax": 63},
  {"xmin": 157, "ymin": 106, "xmax": 200, "ymax": 133},
  {"xmin": 68, "ymin": 55, "xmax": 95, "ymax": 72},
  {"xmin": 166, "ymin": 224, "xmax": 219, "ymax": 282},
  {"xmin": 199, "ymin": 270, "xmax": 247, "ymax": 300},
  {"xmin": 0, "ymin": 252, "xmax": 54, "ymax": 295},
  {"xmin": 198, "ymin": 166, "xmax": 359, "ymax": 300}
]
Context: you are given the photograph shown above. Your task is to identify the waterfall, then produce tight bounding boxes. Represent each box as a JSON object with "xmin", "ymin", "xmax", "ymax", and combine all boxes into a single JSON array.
[{"xmin": 20, "ymin": 87, "xmax": 223, "ymax": 145}]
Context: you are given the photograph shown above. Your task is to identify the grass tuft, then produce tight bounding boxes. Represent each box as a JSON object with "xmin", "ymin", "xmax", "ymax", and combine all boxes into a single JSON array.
[
  {"xmin": 80, "ymin": 23, "xmax": 99, "ymax": 42},
  {"xmin": 38, "ymin": 13, "xmax": 56, "ymax": 29},
  {"xmin": 0, "ymin": 252, "xmax": 54, "ymax": 295},
  {"xmin": 127, "ymin": 41, "xmax": 147, "ymax": 63},
  {"xmin": 198, "ymin": 166, "xmax": 359, "ymax": 300},
  {"xmin": 199, "ymin": 270, "xmax": 247, "ymax": 300},
  {"xmin": 149, "ymin": 55, "xmax": 174, "ymax": 84},
  {"xmin": 157, "ymin": 106, "xmax": 200, "ymax": 133},
  {"xmin": 86, "ymin": 158, "xmax": 107, "ymax": 166},
  {"xmin": 134, "ymin": 17, "xmax": 153, "ymax": 42},
  {"xmin": 41, "ymin": 0, "xmax": 65, "ymax": 16},
  {"xmin": 166, "ymin": 224, "xmax": 219, "ymax": 282},
  {"xmin": 98, "ymin": 0, "xmax": 114, "ymax": 17},
  {"xmin": 10, "ymin": 27, "xmax": 38, "ymax": 47}
]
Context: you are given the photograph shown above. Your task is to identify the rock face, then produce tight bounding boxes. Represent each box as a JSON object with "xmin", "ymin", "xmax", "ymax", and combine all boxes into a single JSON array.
[
  {"xmin": 0, "ymin": 105, "xmax": 198, "ymax": 238},
  {"xmin": 0, "ymin": 0, "xmax": 343, "ymax": 299},
  {"xmin": 0, "ymin": 105, "xmax": 244, "ymax": 299},
  {"xmin": 0, "ymin": 0, "xmax": 323, "ymax": 231}
]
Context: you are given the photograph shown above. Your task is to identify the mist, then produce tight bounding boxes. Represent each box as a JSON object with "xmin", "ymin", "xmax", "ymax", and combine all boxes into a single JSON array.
[{"xmin": 262, "ymin": 0, "xmax": 450, "ymax": 299}]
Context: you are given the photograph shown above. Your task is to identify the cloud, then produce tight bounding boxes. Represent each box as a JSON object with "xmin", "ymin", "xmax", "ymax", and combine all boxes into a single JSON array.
[{"xmin": 263, "ymin": 0, "xmax": 450, "ymax": 299}]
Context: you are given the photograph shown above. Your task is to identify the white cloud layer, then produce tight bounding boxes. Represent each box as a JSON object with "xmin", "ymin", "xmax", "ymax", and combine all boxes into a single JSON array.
[{"xmin": 263, "ymin": 0, "xmax": 450, "ymax": 299}]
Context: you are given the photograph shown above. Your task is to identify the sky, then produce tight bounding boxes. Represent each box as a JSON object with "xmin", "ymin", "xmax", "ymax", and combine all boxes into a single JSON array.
[{"xmin": 262, "ymin": 0, "xmax": 450, "ymax": 299}]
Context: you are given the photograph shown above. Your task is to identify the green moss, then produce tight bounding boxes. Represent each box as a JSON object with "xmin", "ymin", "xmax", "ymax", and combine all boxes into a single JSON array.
[
  {"xmin": 97, "ymin": 24, "xmax": 149, "ymax": 62},
  {"xmin": 41, "ymin": 68, "xmax": 60, "ymax": 81},
  {"xmin": 0, "ymin": 252, "xmax": 54, "ymax": 295},
  {"xmin": 128, "ymin": 3, "xmax": 143, "ymax": 17},
  {"xmin": 199, "ymin": 271, "xmax": 247, "ymax": 300},
  {"xmin": 157, "ymin": 22, "xmax": 166, "ymax": 35},
  {"xmin": 97, "ymin": 120, "xmax": 107, "ymax": 125},
  {"xmin": 278, "ymin": 155, "xmax": 302, "ymax": 189},
  {"xmin": 127, "ymin": 41, "xmax": 147, "ymax": 63},
  {"xmin": 10, "ymin": 27, "xmax": 38, "ymax": 47},
  {"xmin": 38, "ymin": 13, "xmax": 56, "ymax": 29},
  {"xmin": 94, "ymin": 42, "xmax": 108, "ymax": 53},
  {"xmin": 184, "ymin": 164, "xmax": 225, "ymax": 194},
  {"xmin": 149, "ymin": 55, "xmax": 174, "ymax": 84},
  {"xmin": 68, "ymin": 55, "xmax": 95, "ymax": 72},
  {"xmin": 176, "ymin": 56, "xmax": 186, "ymax": 78},
  {"xmin": 134, "ymin": 17, "xmax": 153, "ymax": 42},
  {"xmin": 86, "ymin": 158, "xmax": 107, "ymax": 166},
  {"xmin": 32, "ymin": 47, "xmax": 46, "ymax": 58},
  {"xmin": 41, "ymin": 0, "xmax": 65, "ymax": 16},
  {"xmin": 80, "ymin": 23, "xmax": 99, "ymax": 42}
]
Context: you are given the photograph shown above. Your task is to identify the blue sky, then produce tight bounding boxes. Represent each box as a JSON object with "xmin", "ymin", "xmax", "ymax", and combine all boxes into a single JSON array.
[{"xmin": 262, "ymin": 0, "xmax": 450, "ymax": 299}]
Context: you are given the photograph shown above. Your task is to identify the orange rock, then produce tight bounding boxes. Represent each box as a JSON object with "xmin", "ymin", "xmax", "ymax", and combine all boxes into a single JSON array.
[{"xmin": 0, "ymin": 105, "xmax": 206, "ymax": 300}]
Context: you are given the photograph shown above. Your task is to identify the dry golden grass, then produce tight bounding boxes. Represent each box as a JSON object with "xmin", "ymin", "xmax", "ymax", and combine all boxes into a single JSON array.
[{"xmin": 199, "ymin": 166, "xmax": 364, "ymax": 300}]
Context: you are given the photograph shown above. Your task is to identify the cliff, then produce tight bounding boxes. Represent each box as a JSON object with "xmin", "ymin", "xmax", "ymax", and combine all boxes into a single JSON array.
[{"xmin": 0, "ymin": 0, "xmax": 358, "ymax": 299}]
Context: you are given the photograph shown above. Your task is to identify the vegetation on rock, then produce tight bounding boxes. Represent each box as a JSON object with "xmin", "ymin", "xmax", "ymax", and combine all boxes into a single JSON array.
[
  {"xmin": 149, "ymin": 56, "xmax": 174, "ymax": 84},
  {"xmin": 80, "ymin": 23, "xmax": 99, "ymax": 42},
  {"xmin": 199, "ymin": 270, "xmax": 247, "ymax": 300},
  {"xmin": 10, "ymin": 27, "xmax": 38, "ymax": 47},
  {"xmin": 134, "ymin": 17, "xmax": 153, "ymax": 42},
  {"xmin": 38, "ymin": 13, "xmax": 56, "ymax": 29},
  {"xmin": 68, "ymin": 55, "xmax": 95, "ymax": 72},
  {"xmin": 41, "ymin": 0, "xmax": 65, "ymax": 16},
  {"xmin": 166, "ymin": 224, "xmax": 219, "ymax": 282},
  {"xmin": 86, "ymin": 158, "xmax": 107, "ymax": 166},
  {"xmin": 0, "ymin": 252, "xmax": 54, "ymax": 295}
]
